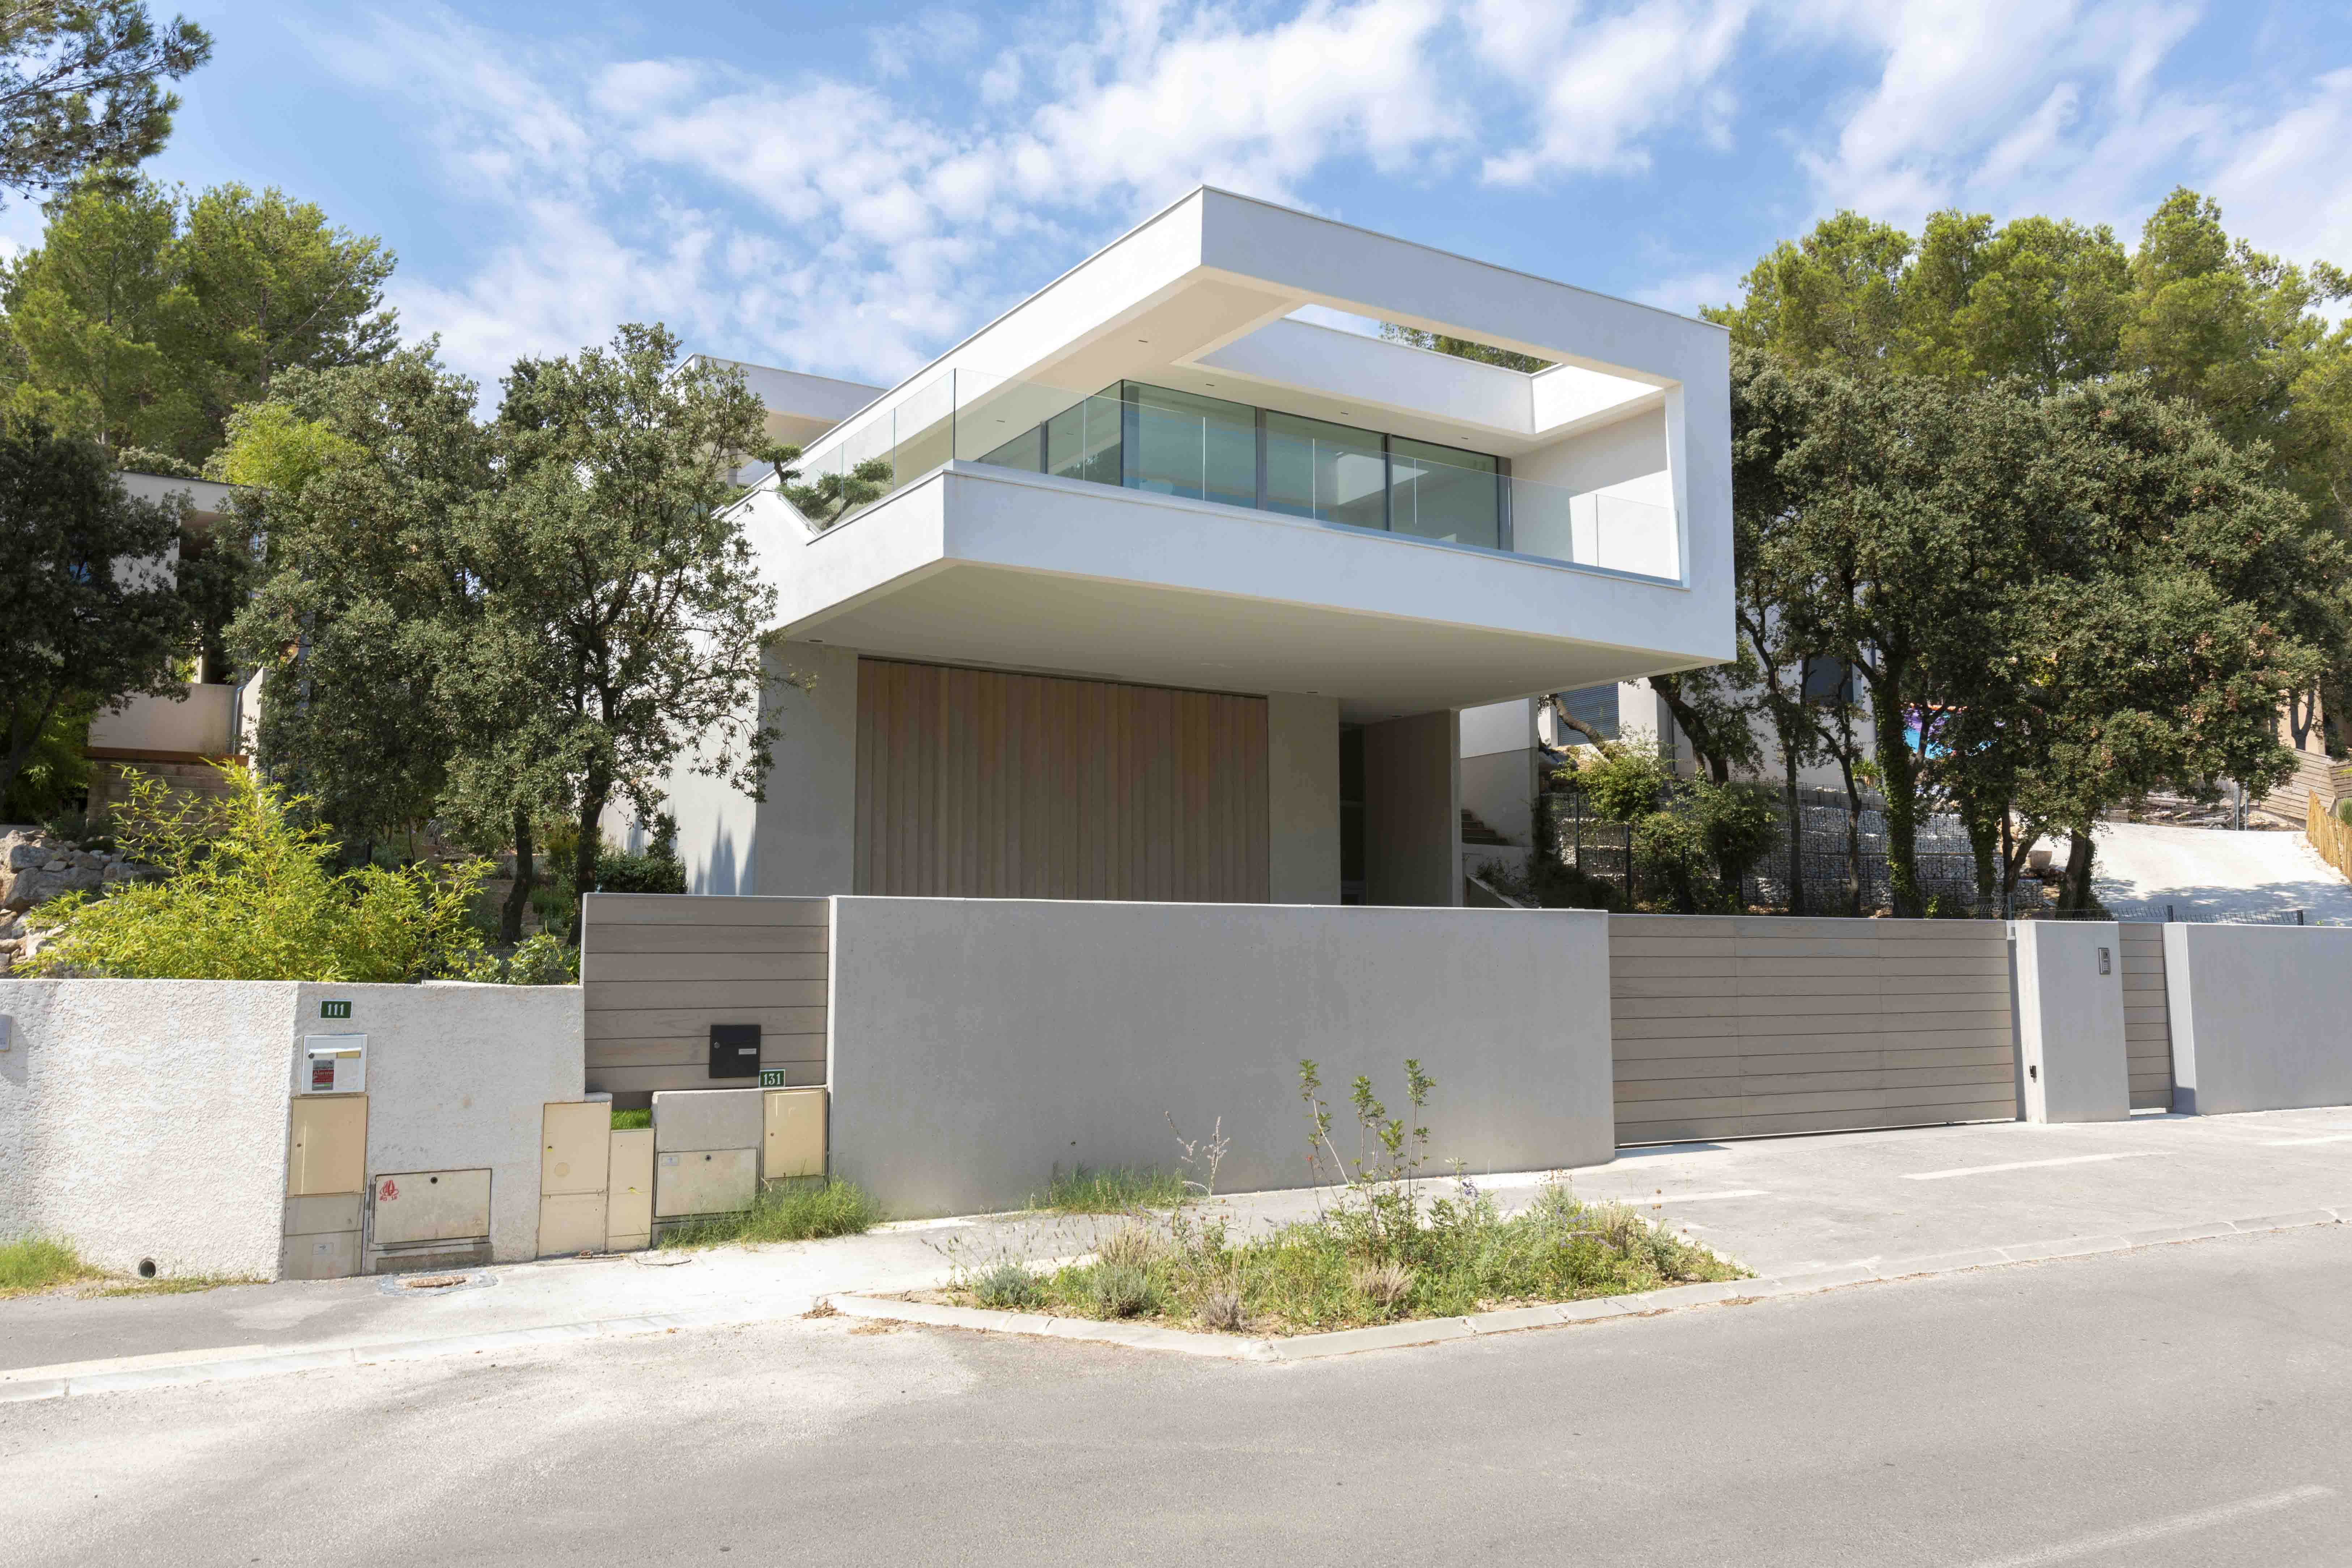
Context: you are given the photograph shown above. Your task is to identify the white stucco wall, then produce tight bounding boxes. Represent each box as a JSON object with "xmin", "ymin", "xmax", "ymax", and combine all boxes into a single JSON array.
[
  {"xmin": 0, "ymin": 980, "xmax": 298, "ymax": 1278},
  {"xmin": 2163, "ymin": 925, "xmax": 2352, "ymax": 1115},
  {"xmin": 297, "ymin": 982, "xmax": 584, "ymax": 1265},
  {"xmin": 1266, "ymin": 692, "xmax": 1340, "ymax": 905},
  {"xmin": 1, "ymin": 979, "xmax": 586, "ymax": 1279},
  {"xmin": 826, "ymin": 897, "xmax": 1614, "ymax": 1218},
  {"xmin": 664, "ymin": 641, "xmax": 859, "ymax": 897}
]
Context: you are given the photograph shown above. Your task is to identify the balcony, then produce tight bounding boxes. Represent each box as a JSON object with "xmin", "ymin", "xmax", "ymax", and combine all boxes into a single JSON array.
[
  {"xmin": 86, "ymin": 679, "xmax": 253, "ymax": 761},
  {"xmin": 789, "ymin": 371, "xmax": 1681, "ymax": 584}
]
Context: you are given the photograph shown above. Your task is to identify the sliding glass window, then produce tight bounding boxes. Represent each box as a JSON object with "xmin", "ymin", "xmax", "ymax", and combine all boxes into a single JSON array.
[
  {"xmin": 1263, "ymin": 411, "xmax": 1388, "ymax": 530},
  {"xmin": 1124, "ymin": 384, "xmax": 1257, "ymax": 510},
  {"xmin": 972, "ymin": 379, "xmax": 1510, "ymax": 553},
  {"xmin": 1388, "ymin": 438, "xmax": 1500, "ymax": 550}
]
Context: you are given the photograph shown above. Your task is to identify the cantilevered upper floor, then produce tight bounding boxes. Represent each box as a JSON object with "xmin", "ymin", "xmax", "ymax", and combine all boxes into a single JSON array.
[{"xmin": 722, "ymin": 187, "xmax": 1732, "ymax": 721}]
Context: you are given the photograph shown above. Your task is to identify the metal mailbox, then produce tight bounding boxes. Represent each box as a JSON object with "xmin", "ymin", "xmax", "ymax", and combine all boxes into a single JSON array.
[{"xmin": 708, "ymin": 1023, "xmax": 761, "ymax": 1079}]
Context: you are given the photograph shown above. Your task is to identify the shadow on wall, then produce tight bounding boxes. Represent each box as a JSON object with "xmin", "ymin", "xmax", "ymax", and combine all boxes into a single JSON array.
[{"xmin": 695, "ymin": 824, "xmax": 744, "ymax": 896}]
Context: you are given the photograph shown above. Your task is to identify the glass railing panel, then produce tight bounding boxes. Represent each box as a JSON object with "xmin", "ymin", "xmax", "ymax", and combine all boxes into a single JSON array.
[
  {"xmin": 1127, "ymin": 384, "xmax": 1257, "ymax": 510},
  {"xmin": 889, "ymin": 371, "xmax": 956, "ymax": 492},
  {"xmin": 790, "ymin": 367, "xmax": 1682, "ymax": 582},
  {"xmin": 1264, "ymin": 411, "xmax": 1387, "ymax": 528},
  {"xmin": 1045, "ymin": 392, "xmax": 1123, "ymax": 488},
  {"xmin": 1389, "ymin": 438, "xmax": 1500, "ymax": 550}
]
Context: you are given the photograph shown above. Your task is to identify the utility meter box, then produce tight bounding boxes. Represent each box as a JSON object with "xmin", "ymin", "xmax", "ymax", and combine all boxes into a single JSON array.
[
  {"xmin": 371, "ymin": 1168, "xmax": 492, "ymax": 1247},
  {"xmin": 300, "ymin": 1034, "xmax": 367, "ymax": 1094},
  {"xmin": 762, "ymin": 1088, "xmax": 827, "ymax": 1181}
]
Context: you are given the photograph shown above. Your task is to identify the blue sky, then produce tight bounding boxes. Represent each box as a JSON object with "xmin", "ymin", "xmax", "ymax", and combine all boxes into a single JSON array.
[{"xmin": 50, "ymin": 0, "xmax": 2352, "ymax": 395}]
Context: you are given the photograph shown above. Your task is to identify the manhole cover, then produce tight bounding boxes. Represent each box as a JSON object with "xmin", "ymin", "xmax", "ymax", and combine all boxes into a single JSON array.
[{"xmin": 406, "ymin": 1274, "xmax": 470, "ymax": 1290}]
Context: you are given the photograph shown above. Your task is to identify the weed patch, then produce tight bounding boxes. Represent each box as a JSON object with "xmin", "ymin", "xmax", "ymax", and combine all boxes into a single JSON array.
[
  {"xmin": 90, "ymin": 1274, "xmax": 261, "ymax": 1298},
  {"xmin": 1030, "ymin": 1165, "xmax": 1187, "ymax": 1214},
  {"xmin": 660, "ymin": 1178, "xmax": 880, "ymax": 1248},
  {"xmin": 0, "ymin": 1236, "xmax": 102, "ymax": 1297},
  {"xmin": 610, "ymin": 1107, "xmax": 651, "ymax": 1130},
  {"xmin": 942, "ymin": 1060, "xmax": 1742, "ymax": 1337}
]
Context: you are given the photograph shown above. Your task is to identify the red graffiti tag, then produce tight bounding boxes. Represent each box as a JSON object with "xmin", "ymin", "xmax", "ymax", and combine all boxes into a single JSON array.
[{"xmin": 379, "ymin": 1178, "xmax": 398, "ymax": 1201}]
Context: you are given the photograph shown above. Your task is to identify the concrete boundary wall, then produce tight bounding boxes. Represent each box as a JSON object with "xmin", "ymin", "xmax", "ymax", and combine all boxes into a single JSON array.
[
  {"xmin": 0, "ymin": 979, "xmax": 583, "ymax": 1278},
  {"xmin": 826, "ymin": 897, "xmax": 1613, "ymax": 1218},
  {"xmin": 2164, "ymin": 924, "xmax": 2352, "ymax": 1115},
  {"xmin": 0, "ymin": 980, "xmax": 297, "ymax": 1278}
]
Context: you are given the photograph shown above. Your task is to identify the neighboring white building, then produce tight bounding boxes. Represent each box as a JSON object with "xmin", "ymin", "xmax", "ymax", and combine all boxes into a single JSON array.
[{"xmin": 654, "ymin": 187, "xmax": 1734, "ymax": 907}]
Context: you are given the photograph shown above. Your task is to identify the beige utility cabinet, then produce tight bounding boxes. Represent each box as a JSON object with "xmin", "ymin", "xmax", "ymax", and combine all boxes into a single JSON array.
[
  {"xmin": 538, "ymin": 1101, "xmax": 613, "ymax": 1257},
  {"xmin": 654, "ymin": 1148, "xmax": 756, "ymax": 1218},
  {"xmin": 762, "ymin": 1088, "xmax": 827, "ymax": 1181},
  {"xmin": 540, "ymin": 1101, "xmax": 611, "ymax": 1194},
  {"xmin": 286, "ymin": 1096, "xmax": 368, "ymax": 1196},
  {"xmin": 282, "ymin": 1096, "xmax": 368, "ymax": 1280},
  {"xmin": 607, "ymin": 1127, "xmax": 654, "ymax": 1251},
  {"xmin": 371, "ymin": 1168, "xmax": 492, "ymax": 1248}
]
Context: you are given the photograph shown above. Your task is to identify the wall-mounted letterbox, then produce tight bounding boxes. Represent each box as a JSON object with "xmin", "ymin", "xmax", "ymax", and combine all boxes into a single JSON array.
[
  {"xmin": 301, "ymin": 1034, "xmax": 366, "ymax": 1094},
  {"xmin": 709, "ymin": 1024, "xmax": 761, "ymax": 1079}
]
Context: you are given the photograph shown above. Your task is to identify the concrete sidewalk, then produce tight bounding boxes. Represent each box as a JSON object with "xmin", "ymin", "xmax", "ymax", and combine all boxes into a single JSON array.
[{"xmin": 4, "ymin": 1104, "xmax": 2347, "ymax": 1390}]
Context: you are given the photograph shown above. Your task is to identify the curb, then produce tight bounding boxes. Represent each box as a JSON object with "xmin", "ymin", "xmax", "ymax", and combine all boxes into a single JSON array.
[
  {"xmin": 3, "ymin": 1204, "xmax": 2344, "ymax": 1398},
  {"xmin": 0, "ymin": 1300, "xmax": 815, "ymax": 1405},
  {"xmin": 826, "ymin": 1204, "xmax": 2352, "ymax": 1363}
]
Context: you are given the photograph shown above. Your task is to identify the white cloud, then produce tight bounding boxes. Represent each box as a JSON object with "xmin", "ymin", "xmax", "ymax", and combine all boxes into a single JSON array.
[
  {"xmin": 1472, "ymin": 0, "xmax": 1757, "ymax": 182},
  {"xmin": 307, "ymin": 0, "xmax": 2352, "ymax": 399}
]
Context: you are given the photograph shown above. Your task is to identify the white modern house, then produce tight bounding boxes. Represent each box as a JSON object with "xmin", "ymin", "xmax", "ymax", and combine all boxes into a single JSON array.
[{"xmin": 659, "ymin": 187, "xmax": 1733, "ymax": 907}]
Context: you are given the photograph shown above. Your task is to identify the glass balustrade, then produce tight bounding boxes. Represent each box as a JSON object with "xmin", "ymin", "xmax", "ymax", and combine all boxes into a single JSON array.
[{"xmin": 790, "ymin": 370, "xmax": 1681, "ymax": 581}]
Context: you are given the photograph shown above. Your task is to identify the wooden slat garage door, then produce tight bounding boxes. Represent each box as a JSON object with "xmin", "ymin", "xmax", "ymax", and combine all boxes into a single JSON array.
[
  {"xmin": 1611, "ymin": 915, "xmax": 2018, "ymax": 1144},
  {"xmin": 856, "ymin": 658, "xmax": 1270, "ymax": 902},
  {"xmin": 2119, "ymin": 922, "xmax": 2175, "ymax": 1111},
  {"xmin": 580, "ymin": 894, "xmax": 829, "ymax": 1099}
]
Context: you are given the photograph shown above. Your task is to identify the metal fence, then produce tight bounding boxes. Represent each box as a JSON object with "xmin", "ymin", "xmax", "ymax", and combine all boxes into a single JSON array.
[{"xmin": 1536, "ymin": 786, "xmax": 2335, "ymax": 925}]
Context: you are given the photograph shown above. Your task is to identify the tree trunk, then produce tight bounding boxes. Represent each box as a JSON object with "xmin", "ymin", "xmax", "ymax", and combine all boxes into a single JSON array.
[
  {"xmin": 2059, "ymin": 830, "xmax": 2096, "ymax": 914},
  {"xmin": 568, "ymin": 775, "xmax": 608, "ymax": 946},
  {"xmin": 1872, "ymin": 687, "xmax": 1924, "ymax": 918},
  {"xmin": 1651, "ymin": 680, "xmax": 1730, "ymax": 783},
  {"xmin": 501, "ymin": 807, "xmax": 535, "ymax": 945},
  {"xmin": 1781, "ymin": 744, "xmax": 1805, "ymax": 917},
  {"xmin": 1964, "ymin": 805, "xmax": 1997, "ymax": 918}
]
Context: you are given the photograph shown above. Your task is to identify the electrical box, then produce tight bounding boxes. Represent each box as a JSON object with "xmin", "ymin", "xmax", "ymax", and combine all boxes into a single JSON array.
[
  {"xmin": 300, "ymin": 1034, "xmax": 367, "ymax": 1095},
  {"xmin": 538, "ymin": 1191, "xmax": 607, "ymax": 1256},
  {"xmin": 763, "ymin": 1088, "xmax": 827, "ymax": 1181},
  {"xmin": 709, "ymin": 1023, "xmax": 761, "ymax": 1079},
  {"xmin": 607, "ymin": 1127, "xmax": 654, "ymax": 1251},
  {"xmin": 540, "ymin": 1101, "xmax": 611, "ymax": 1196},
  {"xmin": 652, "ymin": 1087, "xmax": 764, "ymax": 1152},
  {"xmin": 371, "ymin": 1168, "xmax": 492, "ymax": 1247},
  {"xmin": 654, "ymin": 1147, "xmax": 757, "ymax": 1218},
  {"xmin": 285, "ymin": 1096, "xmax": 368, "ymax": 1198}
]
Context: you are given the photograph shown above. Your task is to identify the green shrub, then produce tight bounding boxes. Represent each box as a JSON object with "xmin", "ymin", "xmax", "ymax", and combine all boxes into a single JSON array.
[
  {"xmin": 0, "ymin": 1236, "xmax": 101, "ymax": 1295},
  {"xmin": 973, "ymin": 1262, "xmax": 1041, "ymax": 1310},
  {"xmin": 24, "ymin": 765, "xmax": 492, "ymax": 981},
  {"xmin": 457, "ymin": 932, "xmax": 577, "ymax": 985},
  {"xmin": 1088, "ymin": 1262, "xmax": 1157, "ymax": 1318},
  {"xmin": 659, "ymin": 1177, "xmax": 880, "ymax": 1248},
  {"xmin": 610, "ymin": 1107, "xmax": 651, "ymax": 1130}
]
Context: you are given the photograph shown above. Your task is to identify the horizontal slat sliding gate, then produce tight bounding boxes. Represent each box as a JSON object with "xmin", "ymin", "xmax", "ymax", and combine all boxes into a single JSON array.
[
  {"xmin": 2118, "ymin": 922, "xmax": 2175, "ymax": 1112},
  {"xmin": 1610, "ymin": 915, "xmax": 2018, "ymax": 1144},
  {"xmin": 580, "ymin": 894, "xmax": 829, "ymax": 1099}
]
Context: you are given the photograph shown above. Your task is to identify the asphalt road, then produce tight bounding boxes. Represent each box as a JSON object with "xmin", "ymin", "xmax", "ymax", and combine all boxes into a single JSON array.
[{"xmin": 8, "ymin": 1224, "xmax": 2350, "ymax": 1567}]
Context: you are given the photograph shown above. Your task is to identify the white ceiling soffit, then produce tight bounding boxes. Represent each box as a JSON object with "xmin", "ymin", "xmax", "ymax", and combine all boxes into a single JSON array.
[
  {"xmin": 1189, "ymin": 317, "xmax": 1661, "ymax": 447},
  {"xmin": 794, "ymin": 561, "xmax": 1695, "ymax": 721}
]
